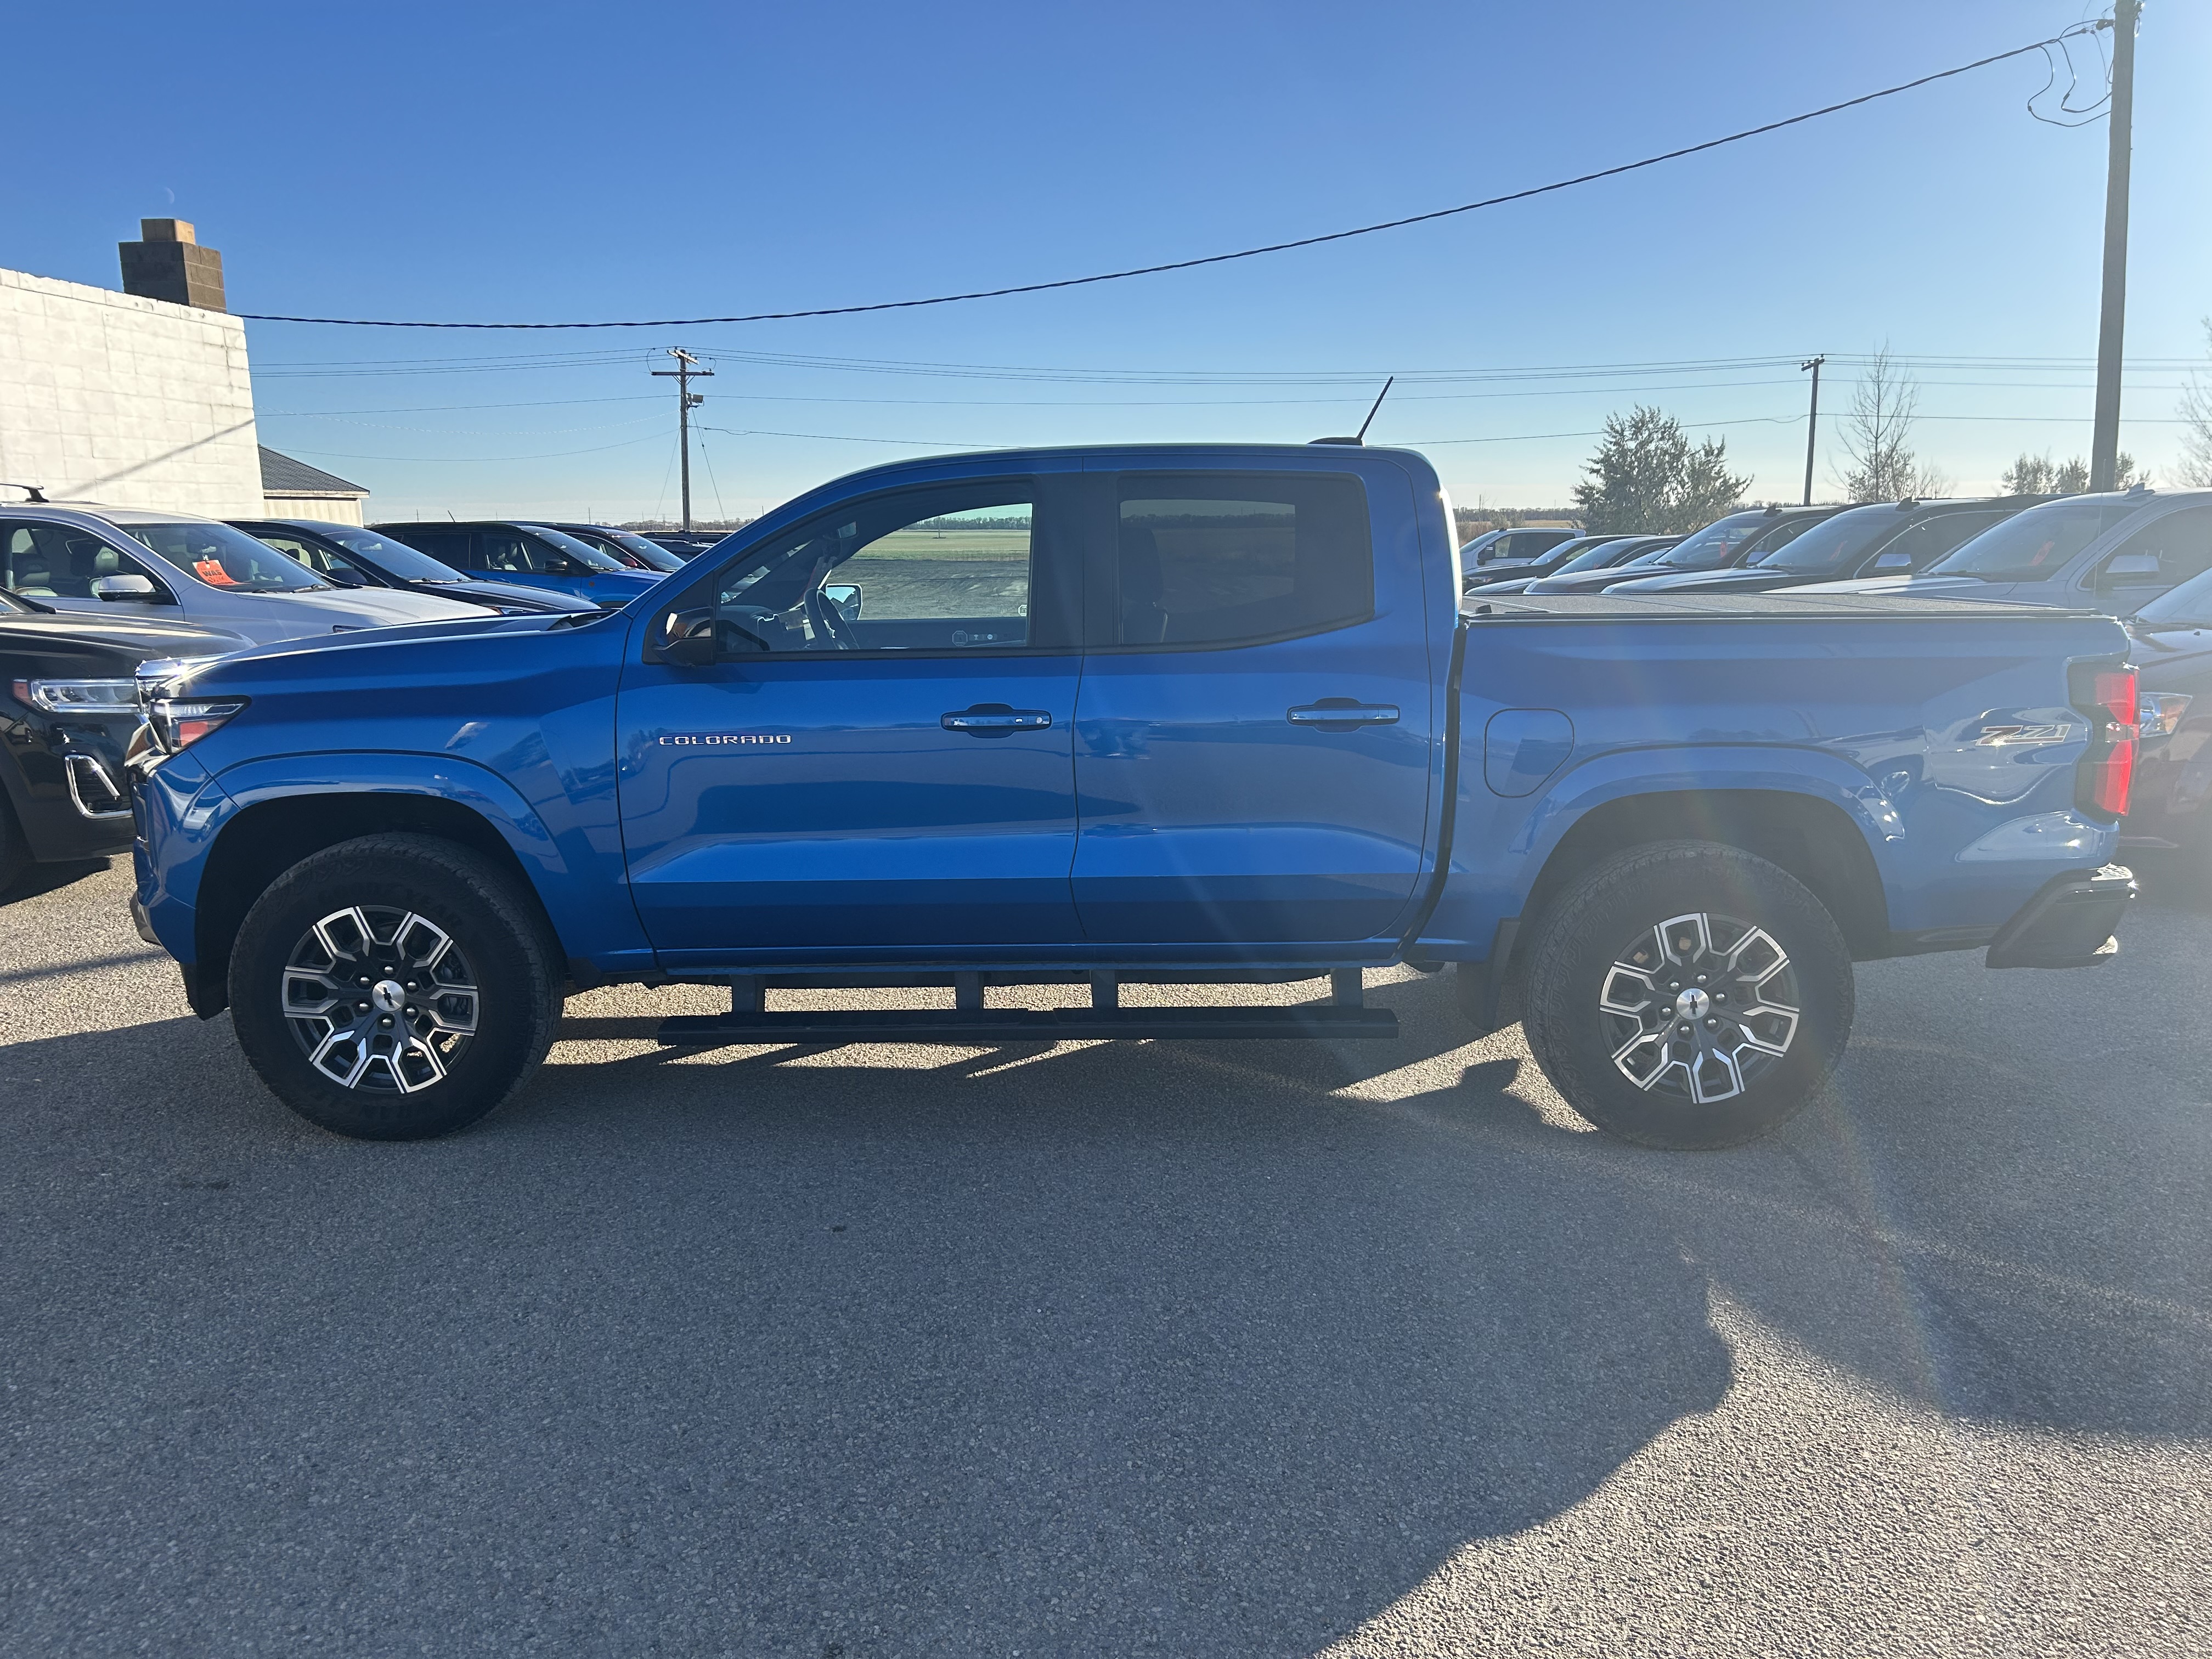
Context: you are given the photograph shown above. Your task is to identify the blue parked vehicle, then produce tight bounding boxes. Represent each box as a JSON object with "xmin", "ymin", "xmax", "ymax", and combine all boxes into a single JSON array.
[
  {"xmin": 131, "ymin": 444, "xmax": 2137, "ymax": 1149},
  {"xmin": 368, "ymin": 520, "xmax": 662, "ymax": 611}
]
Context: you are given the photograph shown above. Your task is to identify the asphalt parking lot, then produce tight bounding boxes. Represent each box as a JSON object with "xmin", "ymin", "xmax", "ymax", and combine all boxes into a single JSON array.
[{"xmin": 3, "ymin": 860, "xmax": 2208, "ymax": 1658}]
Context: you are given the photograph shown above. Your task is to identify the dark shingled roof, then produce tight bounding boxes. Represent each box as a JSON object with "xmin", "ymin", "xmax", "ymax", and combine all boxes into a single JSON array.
[{"xmin": 258, "ymin": 446, "xmax": 367, "ymax": 495}]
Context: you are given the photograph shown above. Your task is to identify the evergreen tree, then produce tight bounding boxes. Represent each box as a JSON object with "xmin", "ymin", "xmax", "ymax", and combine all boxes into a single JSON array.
[{"xmin": 1572, "ymin": 406, "xmax": 1750, "ymax": 533}]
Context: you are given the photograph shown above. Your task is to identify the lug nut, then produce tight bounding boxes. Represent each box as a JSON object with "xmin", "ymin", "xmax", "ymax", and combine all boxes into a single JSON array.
[
  {"xmin": 404, "ymin": 1006, "xmax": 416, "ymax": 1017},
  {"xmin": 357, "ymin": 1002, "xmax": 370, "ymax": 1014},
  {"xmin": 1696, "ymin": 973, "xmax": 1707, "ymax": 983},
  {"xmin": 1706, "ymin": 1018, "xmax": 1719, "ymax": 1029},
  {"xmin": 378, "ymin": 1016, "xmax": 393, "ymax": 1028}
]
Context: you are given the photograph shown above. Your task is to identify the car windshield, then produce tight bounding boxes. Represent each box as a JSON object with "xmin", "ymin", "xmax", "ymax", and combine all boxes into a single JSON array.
[
  {"xmin": 1932, "ymin": 501, "xmax": 2140, "ymax": 581},
  {"xmin": 129, "ymin": 521, "xmax": 329, "ymax": 591},
  {"xmin": 2132, "ymin": 565, "xmax": 2212, "ymax": 628},
  {"xmin": 319, "ymin": 527, "xmax": 467, "ymax": 582},
  {"xmin": 592, "ymin": 528, "xmax": 687, "ymax": 571},
  {"xmin": 516, "ymin": 524, "xmax": 629, "ymax": 573},
  {"xmin": 1650, "ymin": 512, "xmax": 1774, "ymax": 569},
  {"xmin": 1551, "ymin": 539, "xmax": 1639, "ymax": 575},
  {"xmin": 1752, "ymin": 509, "xmax": 1904, "ymax": 573}
]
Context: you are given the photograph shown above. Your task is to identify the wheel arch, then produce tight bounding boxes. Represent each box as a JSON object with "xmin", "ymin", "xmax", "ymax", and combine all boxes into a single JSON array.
[{"xmin": 193, "ymin": 790, "xmax": 565, "ymax": 1017}]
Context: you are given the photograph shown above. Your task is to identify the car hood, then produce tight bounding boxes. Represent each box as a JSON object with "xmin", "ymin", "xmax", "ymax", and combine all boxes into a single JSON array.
[
  {"xmin": 414, "ymin": 578, "xmax": 601, "ymax": 614},
  {"xmin": 1786, "ymin": 573, "xmax": 1991, "ymax": 600},
  {"xmin": 0, "ymin": 610, "xmax": 252, "ymax": 656},
  {"xmin": 1601, "ymin": 567, "xmax": 1788, "ymax": 595},
  {"xmin": 218, "ymin": 585, "xmax": 494, "ymax": 644},
  {"xmin": 1525, "ymin": 565, "xmax": 1680, "ymax": 595}
]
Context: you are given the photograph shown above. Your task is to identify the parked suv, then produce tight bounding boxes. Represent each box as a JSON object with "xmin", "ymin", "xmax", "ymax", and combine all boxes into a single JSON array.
[
  {"xmin": 370, "ymin": 521, "xmax": 662, "ymax": 610},
  {"xmin": 1607, "ymin": 498, "xmax": 2044, "ymax": 597},
  {"xmin": 1464, "ymin": 533, "xmax": 1636, "ymax": 590},
  {"xmin": 230, "ymin": 520, "xmax": 598, "ymax": 616},
  {"xmin": 1, "ymin": 505, "xmax": 487, "ymax": 644},
  {"xmin": 1461, "ymin": 526, "xmax": 1580, "ymax": 568},
  {"xmin": 1797, "ymin": 488, "xmax": 2212, "ymax": 616},
  {"xmin": 1472, "ymin": 534, "xmax": 1681, "ymax": 596},
  {"xmin": 0, "ymin": 586, "xmax": 243, "ymax": 891}
]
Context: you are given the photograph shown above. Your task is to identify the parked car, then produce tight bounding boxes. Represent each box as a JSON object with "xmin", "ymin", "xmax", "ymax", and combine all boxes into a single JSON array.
[
  {"xmin": 540, "ymin": 523, "xmax": 690, "ymax": 574},
  {"xmin": 230, "ymin": 520, "xmax": 600, "ymax": 616},
  {"xmin": 1, "ymin": 505, "xmax": 489, "ymax": 644},
  {"xmin": 1523, "ymin": 506, "xmax": 1843, "ymax": 595},
  {"xmin": 133, "ymin": 443, "xmax": 2135, "ymax": 1152},
  {"xmin": 1606, "ymin": 498, "xmax": 2043, "ymax": 597},
  {"xmin": 642, "ymin": 532, "xmax": 727, "ymax": 560},
  {"xmin": 1795, "ymin": 488, "xmax": 2212, "ymax": 616},
  {"xmin": 1473, "ymin": 535, "xmax": 1684, "ymax": 596},
  {"xmin": 2120, "ymin": 567, "xmax": 2212, "ymax": 864},
  {"xmin": 369, "ymin": 521, "xmax": 663, "ymax": 610},
  {"xmin": 1464, "ymin": 533, "xmax": 1636, "ymax": 591},
  {"xmin": 1461, "ymin": 526, "xmax": 1581, "ymax": 568},
  {"xmin": 0, "ymin": 588, "xmax": 244, "ymax": 890}
]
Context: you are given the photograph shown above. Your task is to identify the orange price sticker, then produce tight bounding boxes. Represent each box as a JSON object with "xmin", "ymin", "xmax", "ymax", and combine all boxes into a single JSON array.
[{"xmin": 194, "ymin": 558, "xmax": 238, "ymax": 586}]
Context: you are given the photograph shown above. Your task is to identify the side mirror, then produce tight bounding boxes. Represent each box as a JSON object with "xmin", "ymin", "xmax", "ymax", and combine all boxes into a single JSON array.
[
  {"xmin": 2101, "ymin": 552, "xmax": 2162, "ymax": 583},
  {"xmin": 321, "ymin": 565, "xmax": 368, "ymax": 588},
  {"xmin": 1870, "ymin": 551, "xmax": 1914, "ymax": 572},
  {"xmin": 648, "ymin": 607, "xmax": 718, "ymax": 667},
  {"xmin": 823, "ymin": 583, "xmax": 861, "ymax": 620},
  {"xmin": 92, "ymin": 574, "xmax": 157, "ymax": 602}
]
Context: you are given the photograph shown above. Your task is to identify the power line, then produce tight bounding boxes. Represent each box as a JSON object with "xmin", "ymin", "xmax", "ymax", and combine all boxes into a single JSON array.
[{"xmin": 235, "ymin": 32, "xmax": 2079, "ymax": 332}]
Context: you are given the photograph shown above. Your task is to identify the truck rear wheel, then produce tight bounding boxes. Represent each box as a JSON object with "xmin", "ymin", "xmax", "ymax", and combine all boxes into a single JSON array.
[
  {"xmin": 228, "ymin": 834, "xmax": 562, "ymax": 1140},
  {"xmin": 1520, "ymin": 840, "xmax": 1853, "ymax": 1149}
]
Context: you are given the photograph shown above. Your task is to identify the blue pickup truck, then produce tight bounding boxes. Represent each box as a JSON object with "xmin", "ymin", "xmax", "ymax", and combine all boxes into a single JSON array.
[{"xmin": 127, "ymin": 444, "xmax": 2140, "ymax": 1149}]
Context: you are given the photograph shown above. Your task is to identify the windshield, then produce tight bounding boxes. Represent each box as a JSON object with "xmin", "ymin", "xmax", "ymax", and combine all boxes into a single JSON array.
[
  {"xmin": 1650, "ymin": 512, "xmax": 1775, "ymax": 570},
  {"xmin": 1932, "ymin": 501, "xmax": 2138, "ymax": 581},
  {"xmin": 320, "ymin": 527, "xmax": 467, "ymax": 582},
  {"xmin": 129, "ymin": 521, "xmax": 329, "ymax": 591},
  {"xmin": 591, "ymin": 528, "xmax": 687, "ymax": 571},
  {"xmin": 515, "ymin": 524, "xmax": 629, "ymax": 573},
  {"xmin": 2133, "ymin": 565, "xmax": 2212, "ymax": 628},
  {"xmin": 1552, "ymin": 539, "xmax": 1638, "ymax": 575},
  {"xmin": 1753, "ymin": 509, "xmax": 1903, "ymax": 574}
]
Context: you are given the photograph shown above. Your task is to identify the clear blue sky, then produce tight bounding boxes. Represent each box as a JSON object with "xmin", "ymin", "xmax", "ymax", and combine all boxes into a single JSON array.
[{"xmin": 8, "ymin": 0, "xmax": 2208, "ymax": 521}]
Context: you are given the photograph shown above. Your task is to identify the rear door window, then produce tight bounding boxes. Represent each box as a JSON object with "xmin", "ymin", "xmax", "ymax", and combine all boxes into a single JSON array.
[{"xmin": 1109, "ymin": 473, "xmax": 1372, "ymax": 647}]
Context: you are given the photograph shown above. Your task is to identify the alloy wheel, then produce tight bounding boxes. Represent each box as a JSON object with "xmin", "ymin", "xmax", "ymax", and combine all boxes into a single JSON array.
[
  {"xmin": 1597, "ymin": 909, "xmax": 1800, "ymax": 1104},
  {"xmin": 281, "ymin": 906, "xmax": 479, "ymax": 1092}
]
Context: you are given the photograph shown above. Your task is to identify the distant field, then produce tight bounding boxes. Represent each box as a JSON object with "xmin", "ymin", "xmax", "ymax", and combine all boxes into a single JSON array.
[{"xmin": 853, "ymin": 527, "xmax": 1030, "ymax": 563}]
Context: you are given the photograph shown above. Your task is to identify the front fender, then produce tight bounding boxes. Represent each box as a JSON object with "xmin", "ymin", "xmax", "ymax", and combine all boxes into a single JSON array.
[
  {"xmin": 148, "ymin": 751, "xmax": 650, "ymax": 972},
  {"xmin": 1417, "ymin": 743, "xmax": 1897, "ymax": 957}
]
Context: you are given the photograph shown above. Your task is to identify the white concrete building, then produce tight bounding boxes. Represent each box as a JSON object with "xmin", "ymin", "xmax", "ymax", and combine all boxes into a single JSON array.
[{"xmin": 0, "ymin": 262, "xmax": 264, "ymax": 517}]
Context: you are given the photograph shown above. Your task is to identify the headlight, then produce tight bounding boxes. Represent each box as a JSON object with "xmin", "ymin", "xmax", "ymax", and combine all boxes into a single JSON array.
[
  {"xmin": 11, "ymin": 677, "xmax": 138, "ymax": 712},
  {"xmin": 145, "ymin": 696, "xmax": 249, "ymax": 753}
]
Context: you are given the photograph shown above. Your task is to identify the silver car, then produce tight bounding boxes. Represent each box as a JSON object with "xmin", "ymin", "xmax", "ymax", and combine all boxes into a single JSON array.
[{"xmin": 0, "ymin": 504, "xmax": 489, "ymax": 644}]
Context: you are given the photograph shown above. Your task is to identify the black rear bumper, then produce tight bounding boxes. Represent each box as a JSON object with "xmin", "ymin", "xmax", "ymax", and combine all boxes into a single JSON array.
[{"xmin": 1985, "ymin": 864, "xmax": 2136, "ymax": 970}]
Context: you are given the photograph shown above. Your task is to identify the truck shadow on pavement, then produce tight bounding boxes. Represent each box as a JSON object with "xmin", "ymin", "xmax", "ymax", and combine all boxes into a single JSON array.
[{"xmin": 7, "ymin": 926, "xmax": 2208, "ymax": 1656}]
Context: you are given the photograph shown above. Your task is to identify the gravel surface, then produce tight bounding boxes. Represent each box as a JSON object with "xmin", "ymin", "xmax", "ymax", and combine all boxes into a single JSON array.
[{"xmin": 2, "ymin": 859, "xmax": 2207, "ymax": 1657}]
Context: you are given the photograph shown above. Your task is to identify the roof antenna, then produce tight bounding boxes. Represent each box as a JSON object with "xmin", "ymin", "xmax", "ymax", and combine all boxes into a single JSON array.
[
  {"xmin": 0, "ymin": 482, "xmax": 46, "ymax": 503},
  {"xmin": 1309, "ymin": 376, "xmax": 1395, "ymax": 446}
]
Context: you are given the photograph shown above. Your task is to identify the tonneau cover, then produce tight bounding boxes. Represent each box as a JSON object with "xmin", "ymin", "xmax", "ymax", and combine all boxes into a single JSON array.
[{"xmin": 1463, "ymin": 589, "xmax": 2103, "ymax": 624}]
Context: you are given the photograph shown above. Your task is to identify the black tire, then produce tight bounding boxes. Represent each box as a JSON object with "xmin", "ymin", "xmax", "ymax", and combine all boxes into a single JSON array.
[
  {"xmin": 0, "ymin": 795, "xmax": 29, "ymax": 896},
  {"xmin": 228, "ymin": 833, "xmax": 561, "ymax": 1140},
  {"xmin": 1521, "ymin": 840, "xmax": 1853, "ymax": 1149}
]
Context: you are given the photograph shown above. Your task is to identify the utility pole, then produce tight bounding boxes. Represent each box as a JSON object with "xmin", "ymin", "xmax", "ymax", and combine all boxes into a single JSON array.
[
  {"xmin": 1799, "ymin": 356, "xmax": 1824, "ymax": 506},
  {"xmin": 651, "ymin": 348, "xmax": 714, "ymax": 531},
  {"xmin": 2090, "ymin": 1, "xmax": 2140, "ymax": 493}
]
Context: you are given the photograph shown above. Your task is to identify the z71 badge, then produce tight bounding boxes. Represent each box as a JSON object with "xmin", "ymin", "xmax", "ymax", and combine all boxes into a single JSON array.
[{"xmin": 658, "ymin": 733, "xmax": 793, "ymax": 747}]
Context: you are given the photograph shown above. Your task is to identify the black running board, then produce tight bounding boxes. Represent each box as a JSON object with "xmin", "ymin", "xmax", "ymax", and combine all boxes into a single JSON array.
[{"xmin": 656, "ymin": 1005, "xmax": 1398, "ymax": 1046}]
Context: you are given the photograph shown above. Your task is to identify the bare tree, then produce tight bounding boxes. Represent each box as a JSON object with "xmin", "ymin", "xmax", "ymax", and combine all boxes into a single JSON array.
[
  {"xmin": 2181, "ymin": 318, "xmax": 2212, "ymax": 488},
  {"xmin": 1835, "ymin": 348, "xmax": 1940, "ymax": 501}
]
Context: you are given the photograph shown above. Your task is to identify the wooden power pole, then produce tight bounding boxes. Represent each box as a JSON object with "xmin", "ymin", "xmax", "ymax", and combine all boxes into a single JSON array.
[
  {"xmin": 652, "ymin": 349, "xmax": 714, "ymax": 531},
  {"xmin": 2090, "ymin": 1, "xmax": 2141, "ymax": 493}
]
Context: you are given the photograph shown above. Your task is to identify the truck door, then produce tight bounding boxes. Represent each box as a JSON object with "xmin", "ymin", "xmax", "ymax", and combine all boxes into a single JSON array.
[
  {"xmin": 1071, "ymin": 467, "xmax": 1436, "ymax": 945},
  {"xmin": 616, "ymin": 475, "xmax": 1084, "ymax": 967}
]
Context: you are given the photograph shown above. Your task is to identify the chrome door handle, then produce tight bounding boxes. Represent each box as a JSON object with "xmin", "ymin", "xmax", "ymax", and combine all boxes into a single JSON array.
[
  {"xmin": 942, "ymin": 706, "xmax": 1053, "ymax": 733},
  {"xmin": 1288, "ymin": 702, "xmax": 1400, "ymax": 727}
]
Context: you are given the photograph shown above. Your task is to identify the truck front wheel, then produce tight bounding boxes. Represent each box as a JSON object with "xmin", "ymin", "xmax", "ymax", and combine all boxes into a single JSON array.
[
  {"xmin": 227, "ymin": 833, "xmax": 562, "ymax": 1140},
  {"xmin": 1520, "ymin": 840, "xmax": 1853, "ymax": 1149}
]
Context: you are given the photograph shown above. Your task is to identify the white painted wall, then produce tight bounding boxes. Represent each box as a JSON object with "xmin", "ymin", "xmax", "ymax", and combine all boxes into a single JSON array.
[{"xmin": 0, "ymin": 267, "xmax": 263, "ymax": 517}]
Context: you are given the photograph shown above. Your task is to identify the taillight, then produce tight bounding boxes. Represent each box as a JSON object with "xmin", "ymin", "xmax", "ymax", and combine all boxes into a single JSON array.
[{"xmin": 2068, "ymin": 662, "xmax": 2138, "ymax": 819}]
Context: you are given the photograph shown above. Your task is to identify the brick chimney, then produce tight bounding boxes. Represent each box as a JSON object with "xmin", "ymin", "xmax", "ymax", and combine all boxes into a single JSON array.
[{"xmin": 119, "ymin": 218, "xmax": 227, "ymax": 312}]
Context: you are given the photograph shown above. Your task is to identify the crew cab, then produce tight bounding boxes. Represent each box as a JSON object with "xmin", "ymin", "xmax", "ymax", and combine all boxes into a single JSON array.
[{"xmin": 128, "ymin": 444, "xmax": 2140, "ymax": 1149}]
